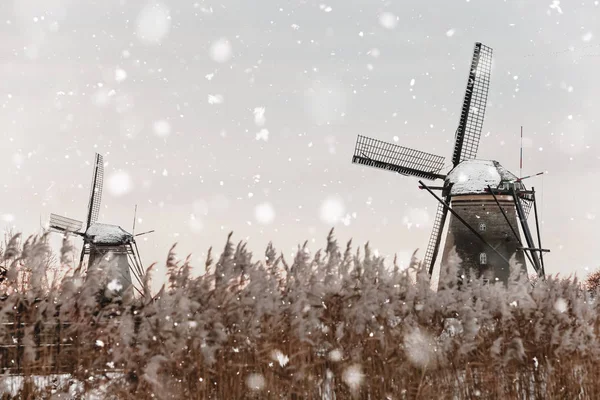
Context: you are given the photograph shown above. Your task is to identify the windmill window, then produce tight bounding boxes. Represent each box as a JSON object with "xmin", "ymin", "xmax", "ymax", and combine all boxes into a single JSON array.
[
  {"xmin": 479, "ymin": 252, "xmax": 487, "ymax": 265},
  {"xmin": 479, "ymin": 222, "xmax": 486, "ymax": 231}
]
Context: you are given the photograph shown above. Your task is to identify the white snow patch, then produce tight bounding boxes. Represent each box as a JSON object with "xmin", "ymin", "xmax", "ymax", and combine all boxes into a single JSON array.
[
  {"xmin": 86, "ymin": 224, "xmax": 133, "ymax": 245},
  {"xmin": 136, "ymin": 2, "xmax": 171, "ymax": 45},
  {"xmin": 209, "ymin": 38, "xmax": 232, "ymax": 63},
  {"xmin": 107, "ymin": 170, "xmax": 132, "ymax": 197},
  {"xmin": 446, "ymin": 160, "xmax": 518, "ymax": 195},
  {"xmin": 255, "ymin": 202, "xmax": 275, "ymax": 225}
]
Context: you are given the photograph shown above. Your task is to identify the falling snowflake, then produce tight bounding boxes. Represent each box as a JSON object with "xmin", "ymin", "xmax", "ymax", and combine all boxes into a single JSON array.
[
  {"xmin": 107, "ymin": 279, "xmax": 123, "ymax": 292},
  {"xmin": 255, "ymin": 202, "xmax": 275, "ymax": 225},
  {"xmin": 582, "ymin": 32, "xmax": 593, "ymax": 42},
  {"xmin": 254, "ymin": 107, "xmax": 266, "ymax": 126},
  {"xmin": 255, "ymin": 129, "xmax": 269, "ymax": 141},
  {"xmin": 270, "ymin": 350, "xmax": 289, "ymax": 367},
  {"xmin": 549, "ymin": 0, "xmax": 563, "ymax": 14},
  {"xmin": 95, "ymin": 340, "xmax": 104, "ymax": 347},
  {"xmin": 107, "ymin": 171, "xmax": 132, "ymax": 197},
  {"xmin": 115, "ymin": 68, "xmax": 127, "ymax": 82},
  {"xmin": 446, "ymin": 29, "xmax": 456, "ymax": 37},
  {"xmin": 209, "ymin": 38, "xmax": 232, "ymax": 63},
  {"xmin": 404, "ymin": 327, "xmax": 436, "ymax": 368},
  {"xmin": 208, "ymin": 94, "xmax": 224, "ymax": 104},
  {"xmin": 189, "ymin": 214, "xmax": 204, "ymax": 234},
  {"xmin": 320, "ymin": 196, "xmax": 345, "ymax": 225},
  {"xmin": 342, "ymin": 364, "xmax": 364, "ymax": 393},
  {"xmin": 1, "ymin": 214, "xmax": 15, "ymax": 223},
  {"xmin": 379, "ymin": 12, "xmax": 397, "ymax": 29},
  {"xmin": 402, "ymin": 208, "xmax": 430, "ymax": 229},
  {"xmin": 136, "ymin": 3, "xmax": 171, "ymax": 45},
  {"xmin": 246, "ymin": 373, "xmax": 265, "ymax": 391},
  {"xmin": 153, "ymin": 119, "xmax": 171, "ymax": 138},
  {"xmin": 328, "ymin": 349, "xmax": 343, "ymax": 362},
  {"xmin": 554, "ymin": 298, "xmax": 568, "ymax": 313}
]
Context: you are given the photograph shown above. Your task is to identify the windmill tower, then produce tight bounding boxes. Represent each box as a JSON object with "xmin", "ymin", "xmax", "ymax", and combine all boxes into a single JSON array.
[
  {"xmin": 48, "ymin": 154, "xmax": 148, "ymax": 293},
  {"xmin": 351, "ymin": 42, "xmax": 548, "ymax": 285}
]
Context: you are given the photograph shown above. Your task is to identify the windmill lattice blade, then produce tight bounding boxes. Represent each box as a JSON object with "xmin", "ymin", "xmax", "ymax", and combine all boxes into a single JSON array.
[
  {"xmin": 452, "ymin": 42, "xmax": 493, "ymax": 166},
  {"xmin": 49, "ymin": 213, "xmax": 83, "ymax": 233},
  {"xmin": 423, "ymin": 203, "xmax": 448, "ymax": 275},
  {"xmin": 85, "ymin": 153, "xmax": 104, "ymax": 229},
  {"xmin": 352, "ymin": 135, "xmax": 446, "ymax": 181}
]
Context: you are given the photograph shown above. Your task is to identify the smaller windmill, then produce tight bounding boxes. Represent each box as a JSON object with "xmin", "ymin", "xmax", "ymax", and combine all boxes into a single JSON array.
[{"xmin": 48, "ymin": 154, "xmax": 149, "ymax": 293}]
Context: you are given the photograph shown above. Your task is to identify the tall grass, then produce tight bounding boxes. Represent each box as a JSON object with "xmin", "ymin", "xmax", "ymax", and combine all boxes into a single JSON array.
[{"xmin": 0, "ymin": 230, "xmax": 598, "ymax": 399}]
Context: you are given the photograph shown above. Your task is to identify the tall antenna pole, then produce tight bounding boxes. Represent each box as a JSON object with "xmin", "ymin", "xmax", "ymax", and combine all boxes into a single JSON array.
[
  {"xmin": 520, "ymin": 126, "xmax": 523, "ymax": 178},
  {"xmin": 132, "ymin": 204, "xmax": 138, "ymax": 236}
]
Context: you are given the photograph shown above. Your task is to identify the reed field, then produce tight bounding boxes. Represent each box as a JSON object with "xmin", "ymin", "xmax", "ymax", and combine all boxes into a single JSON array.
[{"xmin": 0, "ymin": 230, "xmax": 598, "ymax": 399}]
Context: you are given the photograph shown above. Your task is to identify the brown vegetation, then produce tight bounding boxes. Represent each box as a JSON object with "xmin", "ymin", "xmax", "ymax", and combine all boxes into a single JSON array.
[{"xmin": 0, "ymin": 230, "xmax": 599, "ymax": 399}]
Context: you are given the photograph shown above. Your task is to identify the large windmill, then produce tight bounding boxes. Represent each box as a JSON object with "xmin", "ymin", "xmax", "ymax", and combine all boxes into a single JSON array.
[
  {"xmin": 48, "ymin": 154, "xmax": 149, "ymax": 293},
  {"xmin": 351, "ymin": 42, "xmax": 548, "ymax": 285}
]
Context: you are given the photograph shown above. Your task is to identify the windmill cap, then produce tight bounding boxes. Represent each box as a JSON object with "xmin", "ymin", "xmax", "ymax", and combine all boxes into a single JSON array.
[
  {"xmin": 445, "ymin": 159, "xmax": 522, "ymax": 196},
  {"xmin": 84, "ymin": 223, "xmax": 133, "ymax": 245}
]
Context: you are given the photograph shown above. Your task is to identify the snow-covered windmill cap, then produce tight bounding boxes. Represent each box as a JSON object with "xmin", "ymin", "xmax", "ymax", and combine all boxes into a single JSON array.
[
  {"xmin": 445, "ymin": 159, "xmax": 522, "ymax": 196},
  {"xmin": 84, "ymin": 223, "xmax": 133, "ymax": 245}
]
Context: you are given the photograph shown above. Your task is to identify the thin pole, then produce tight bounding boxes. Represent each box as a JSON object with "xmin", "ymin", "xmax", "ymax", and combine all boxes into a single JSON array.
[
  {"xmin": 520, "ymin": 126, "xmax": 523, "ymax": 178},
  {"xmin": 532, "ymin": 187, "xmax": 546, "ymax": 277},
  {"xmin": 132, "ymin": 204, "xmax": 138, "ymax": 236},
  {"xmin": 486, "ymin": 185, "xmax": 535, "ymax": 269},
  {"xmin": 511, "ymin": 187, "xmax": 543, "ymax": 276}
]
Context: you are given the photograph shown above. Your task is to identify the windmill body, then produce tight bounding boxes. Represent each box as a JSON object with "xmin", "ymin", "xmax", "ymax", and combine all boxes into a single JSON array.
[
  {"xmin": 351, "ymin": 42, "xmax": 547, "ymax": 285},
  {"xmin": 48, "ymin": 154, "xmax": 146, "ymax": 293},
  {"xmin": 84, "ymin": 223, "xmax": 134, "ymax": 290},
  {"xmin": 441, "ymin": 160, "xmax": 527, "ymax": 283}
]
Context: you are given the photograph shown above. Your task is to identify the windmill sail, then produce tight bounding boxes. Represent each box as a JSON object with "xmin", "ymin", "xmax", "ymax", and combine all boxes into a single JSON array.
[
  {"xmin": 423, "ymin": 201, "xmax": 449, "ymax": 275},
  {"xmin": 48, "ymin": 213, "xmax": 83, "ymax": 234},
  {"xmin": 85, "ymin": 153, "xmax": 104, "ymax": 230},
  {"xmin": 352, "ymin": 135, "xmax": 446, "ymax": 181},
  {"xmin": 451, "ymin": 43, "xmax": 493, "ymax": 166}
]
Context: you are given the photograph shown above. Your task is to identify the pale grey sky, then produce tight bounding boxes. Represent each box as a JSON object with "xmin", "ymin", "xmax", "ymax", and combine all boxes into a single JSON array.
[{"xmin": 1, "ymin": 0, "xmax": 599, "ymax": 290}]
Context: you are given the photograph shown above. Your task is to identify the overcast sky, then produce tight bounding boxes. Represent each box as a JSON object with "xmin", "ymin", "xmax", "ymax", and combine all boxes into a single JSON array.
[{"xmin": 1, "ymin": 0, "xmax": 599, "ymax": 290}]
